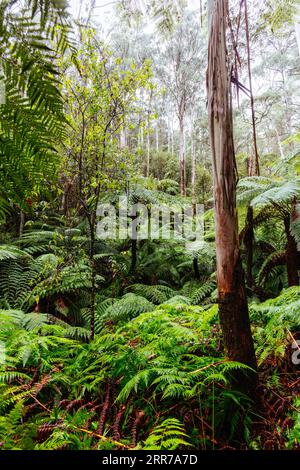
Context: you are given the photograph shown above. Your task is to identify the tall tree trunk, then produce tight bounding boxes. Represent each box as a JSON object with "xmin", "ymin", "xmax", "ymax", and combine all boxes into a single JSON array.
[
  {"xmin": 139, "ymin": 125, "xmax": 144, "ymax": 148},
  {"xmin": 167, "ymin": 115, "xmax": 171, "ymax": 153},
  {"xmin": 120, "ymin": 127, "xmax": 127, "ymax": 148},
  {"xmin": 171, "ymin": 119, "xmax": 174, "ymax": 158},
  {"xmin": 243, "ymin": 0, "xmax": 260, "ymax": 291},
  {"xmin": 245, "ymin": 0, "xmax": 259, "ymax": 176},
  {"xmin": 191, "ymin": 129, "xmax": 196, "ymax": 213},
  {"xmin": 146, "ymin": 90, "xmax": 153, "ymax": 177},
  {"xmin": 275, "ymin": 128, "xmax": 285, "ymax": 159},
  {"xmin": 207, "ymin": 0, "xmax": 257, "ymax": 386},
  {"xmin": 295, "ymin": 15, "xmax": 300, "ymax": 57},
  {"xmin": 155, "ymin": 121, "xmax": 159, "ymax": 152},
  {"xmin": 146, "ymin": 125, "xmax": 150, "ymax": 177},
  {"xmin": 179, "ymin": 117, "xmax": 186, "ymax": 196}
]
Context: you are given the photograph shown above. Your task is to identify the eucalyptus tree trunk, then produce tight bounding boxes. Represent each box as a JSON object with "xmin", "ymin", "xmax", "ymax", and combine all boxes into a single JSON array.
[
  {"xmin": 146, "ymin": 125, "xmax": 150, "ymax": 177},
  {"xmin": 155, "ymin": 122, "xmax": 159, "ymax": 152},
  {"xmin": 207, "ymin": 0, "xmax": 257, "ymax": 382},
  {"xmin": 171, "ymin": 117, "xmax": 174, "ymax": 158},
  {"xmin": 167, "ymin": 115, "xmax": 171, "ymax": 153},
  {"xmin": 243, "ymin": 0, "xmax": 260, "ymax": 290},
  {"xmin": 191, "ymin": 122, "xmax": 196, "ymax": 211},
  {"xmin": 295, "ymin": 18, "xmax": 300, "ymax": 57},
  {"xmin": 120, "ymin": 127, "xmax": 127, "ymax": 148},
  {"xmin": 179, "ymin": 116, "xmax": 186, "ymax": 196},
  {"xmin": 146, "ymin": 90, "xmax": 153, "ymax": 177}
]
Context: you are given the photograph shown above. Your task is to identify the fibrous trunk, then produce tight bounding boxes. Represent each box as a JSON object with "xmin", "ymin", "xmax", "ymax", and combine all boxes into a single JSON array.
[{"xmin": 284, "ymin": 215, "xmax": 299, "ymax": 287}]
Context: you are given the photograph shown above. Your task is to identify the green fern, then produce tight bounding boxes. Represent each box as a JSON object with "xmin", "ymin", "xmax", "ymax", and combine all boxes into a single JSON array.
[
  {"xmin": 142, "ymin": 418, "xmax": 192, "ymax": 450},
  {"xmin": 126, "ymin": 283, "xmax": 176, "ymax": 304}
]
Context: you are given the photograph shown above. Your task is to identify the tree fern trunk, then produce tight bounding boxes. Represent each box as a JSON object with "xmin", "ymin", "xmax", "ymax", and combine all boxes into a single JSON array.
[
  {"xmin": 131, "ymin": 239, "xmax": 137, "ymax": 274},
  {"xmin": 284, "ymin": 215, "xmax": 299, "ymax": 286},
  {"xmin": 244, "ymin": 205, "xmax": 254, "ymax": 289},
  {"xmin": 193, "ymin": 257, "xmax": 200, "ymax": 279},
  {"xmin": 90, "ymin": 223, "xmax": 96, "ymax": 340},
  {"xmin": 19, "ymin": 210, "xmax": 25, "ymax": 238}
]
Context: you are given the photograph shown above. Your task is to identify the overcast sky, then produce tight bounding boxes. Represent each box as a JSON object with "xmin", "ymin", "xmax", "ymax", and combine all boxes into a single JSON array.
[{"xmin": 68, "ymin": 0, "xmax": 201, "ymax": 23}]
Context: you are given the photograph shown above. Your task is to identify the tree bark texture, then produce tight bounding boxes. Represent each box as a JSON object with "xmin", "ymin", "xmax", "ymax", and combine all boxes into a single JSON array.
[{"xmin": 207, "ymin": 0, "xmax": 257, "ymax": 376}]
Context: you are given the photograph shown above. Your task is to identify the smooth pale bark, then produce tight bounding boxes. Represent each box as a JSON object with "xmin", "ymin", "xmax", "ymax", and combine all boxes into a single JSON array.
[
  {"xmin": 146, "ymin": 124, "xmax": 150, "ymax": 177},
  {"xmin": 171, "ymin": 118, "xmax": 174, "ymax": 157},
  {"xmin": 179, "ymin": 117, "xmax": 186, "ymax": 196},
  {"xmin": 296, "ymin": 22, "xmax": 300, "ymax": 57},
  {"xmin": 146, "ymin": 91, "xmax": 153, "ymax": 177},
  {"xmin": 191, "ymin": 117, "xmax": 196, "ymax": 213},
  {"xmin": 276, "ymin": 128, "xmax": 285, "ymax": 159},
  {"xmin": 191, "ymin": 137, "xmax": 196, "ymax": 208},
  {"xmin": 120, "ymin": 127, "xmax": 127, "ymax": 148},
  {"xmin": 207, "ymin": 0, "xmax": 257, "ymax": 380},
  {"xmin": 139, "ymin": 125, "xmax": 144, "ymax": 148},
  {"xmin": 245, "ymin": 0, "xmax": 259, "ymax": 176},
  {"xmin": 243, "ymin": 0, "xmax": 260, "ymax": 290},
  {"xmin": 167, "ymin": 116, "xmax": 171, "ymax": 153},
  {"xmin": 155, "ymin": 122, "xmax": 159, "ymax": 152},
  {"xmin": 295, "ymin": 5, "xmax": 300, "ymax": 57}
]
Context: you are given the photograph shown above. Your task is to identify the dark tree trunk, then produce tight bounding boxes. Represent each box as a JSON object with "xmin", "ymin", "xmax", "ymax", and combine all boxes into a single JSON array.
[
  {"xmin": 244, "ymin": 205, "xmax": 254, "ymax": 289},
  {"xmin": 284, "ymin": 216, "xmax": 299, "ymax": 286},
  {"xmin": 19, "ymin": 210, "xmax": 25, "ymax": 238},
  {"xmin": 131, "ymin": 239, "xmax": 137, "ymax": 275},
  {"xmin": 89, "ymin": 220, "xmax": 96, "ymax": 340},
  {"xmin": 207, "ymin": 0, "xmax": 257, "ymax": 392},
  {"xmin": 193, "ymin": 257, "xmax": 200, "ymax": 280}
]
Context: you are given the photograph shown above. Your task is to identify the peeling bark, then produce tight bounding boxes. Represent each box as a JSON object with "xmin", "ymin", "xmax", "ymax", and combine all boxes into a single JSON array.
[{"xmin": 207, "ymin": 0, "xmax": 257, "ymax": 388}]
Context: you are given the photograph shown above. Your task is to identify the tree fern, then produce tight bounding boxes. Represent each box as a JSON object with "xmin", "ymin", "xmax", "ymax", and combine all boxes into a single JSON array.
[
  {"xmin": 0, "ymin": 0, "xmax": 74, "ymax": 214},
  {"xmin": 251, "ymin": 287, "xmax": 300, "ymax": 364},
  {"xmin": 101, "ymin": 293, "xmax": 155, "ymax": 323},
  {"xmin": 190, "ymin": 279, "xmax": 217, "ymax": 305},
  {"xmin": 126, "ymin": 283, "xmax": 176, "ymax": 304}
]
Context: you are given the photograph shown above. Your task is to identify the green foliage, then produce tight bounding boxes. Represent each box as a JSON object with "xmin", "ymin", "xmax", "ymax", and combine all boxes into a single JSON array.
[
  {"xmin": 126, "ymin": 283, "xmax": 176, "ymax": 304},
  {"xmin": 286, "ymin": 398, "xmax": 300, "ymax": 449},
  {"xmin": 157, "ymin": 179, "xmax": 180, "ymax": 195},
  {"xmin": 0, "ymin": 296, "xmax": 252, "ymax": 450},
  {"xmin": 0, "ymin": 248, "xmax": 93, "ymax": 311},
  {"xmin": 189, "ymin": 279, "xmax": 217, "ymax": 305},
  {"xmin": 238, "ymin": 177, "xmax": 300, "ymax": 209},
  {"xmin": 0, "ymin": 0, "xmax": 74, "ymax": 212},
  {"xmin": 262, "ymin": 0, "xmax": 299, "ymax": 30},
  {"xmin": 251, "ymin": 287, "xmax": 300, "ymax": 364},
  {"xmin": 0, "ymin": 0, "xmax": 299, "ymax": 453},
  {"xmin": 142, "ymin": 418, "xmax": 192, "ymax": 450}
]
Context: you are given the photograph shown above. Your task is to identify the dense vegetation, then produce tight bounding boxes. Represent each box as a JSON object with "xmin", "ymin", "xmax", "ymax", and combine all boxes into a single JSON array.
[{"xmin": 0, "ymin": 0, "xmax": 299, "ymax": 451}]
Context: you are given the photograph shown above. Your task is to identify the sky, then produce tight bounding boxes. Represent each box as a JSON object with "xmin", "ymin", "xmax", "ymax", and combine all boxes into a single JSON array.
[{"xmin": 68, "ymin": 0, "xmax": 201, "ymax": 23}]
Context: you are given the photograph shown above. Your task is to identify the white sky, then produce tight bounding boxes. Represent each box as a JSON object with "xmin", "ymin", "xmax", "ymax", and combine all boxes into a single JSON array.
[{"xmin": 68, "ymin": 0, "xmax": 200, "ymax": 22}]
